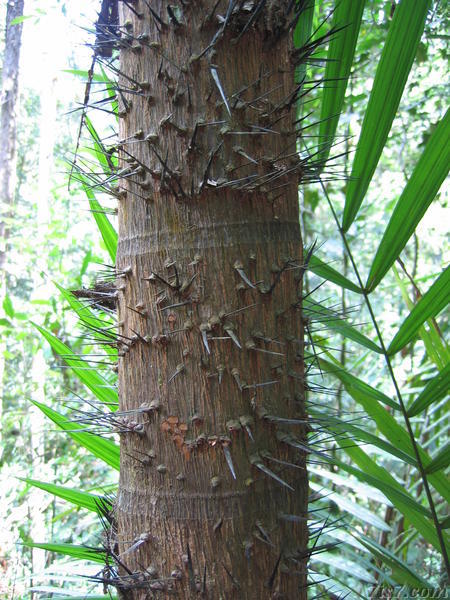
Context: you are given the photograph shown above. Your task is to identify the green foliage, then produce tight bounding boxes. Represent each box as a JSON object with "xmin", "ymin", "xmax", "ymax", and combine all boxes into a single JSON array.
[{"xmin": 6, "ymin": 1, "xmax": 447, "ymax": 597}]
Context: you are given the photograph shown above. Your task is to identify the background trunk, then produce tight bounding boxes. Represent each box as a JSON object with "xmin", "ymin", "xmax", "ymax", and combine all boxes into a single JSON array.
[
  {"xmin": 115, "ymin": 2, "xmax": 307, "ymax": 598},
  {"xmin": 0, "ymin": 0, "xmax": 24, "ymax": 451}
]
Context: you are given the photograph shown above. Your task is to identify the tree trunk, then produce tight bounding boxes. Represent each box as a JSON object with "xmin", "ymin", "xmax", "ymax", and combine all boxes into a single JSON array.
[
  {"xmin": 114, "ymin": 2, "xmax": 308, "ymax": 598},
  {"xmin": 0, "ymin": 0, "xmax": 24, "ymax": 451}
]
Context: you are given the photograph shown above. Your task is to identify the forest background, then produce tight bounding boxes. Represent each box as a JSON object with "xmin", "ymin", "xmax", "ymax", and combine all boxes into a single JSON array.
[{"xmin": 0, "ymin": 0, "xmax": 448, "ymax": 598}]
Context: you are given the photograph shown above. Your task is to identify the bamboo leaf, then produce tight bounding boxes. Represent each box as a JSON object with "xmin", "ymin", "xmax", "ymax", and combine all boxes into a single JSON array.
[
  {"xmin": 308, "ymin": 255, "xmax": 363, "ymax": 293},
  {"xmin": 24, "ymin": 542, "xmax": 106, "ymax": 564},
  {"xmin": 84, "ymin": 115, "xmax": 114, "ymax": 175},
  {"xmin": 309, "ymin": 482, "xmax": 390, "ymax": 529},
  {"xmin": 330, "ymin": 448, "xmax": 443, "ymax": 551},
  {"xmin": 355, "ymin": 534, "xmax": 431, "ymax": 588},
  {"xmin": 83, "ymin": 184, "xmax": 117, "ymax": 263},
  {"xmin": 320, "ymin": 358, "xmax": 450, "ymax": 503},
  {"xmin": 388, "ymin": 267, "xmax": 450, "ymax": 355},
  {"xmin": 311, "ymin": 552, "xmax": 376, "ymax": 584},
  {"xmin": 304, "ymin": 299, "xmax": 382, "ymax": 354},
  {"xmin": 342, "ymin": 0, "xmax": 432, "ymax": 231},
  {"xmin": 19, "ymin": 478, "xmax": 112, "ymax": 514},
  {"xmin": 54, "ymin": 281, "xmax": 117, "ymax": 359},
  {"xmin": 319, "ymin": 357, "xmax": 398, "ymax": 409},
  {"xmin": 32, "ymin": 323, "xmax": 117, "ymax": 406},
  {"xmin": 318, "ymin": 0, "xmax": 365, "ymax": 164},
  {"xmin": 31, "ymin": 400, "xmax": 120, "ymax": 470},
  {"xmin": 407, "ymin": 364, "xmax": 450, "ymax": 417},
  {"xmin": 425, "ymin": 444, "xmax": 450, "ymax": 475},
  {"xmin": 367, "ymin": 110, "xmax": 450, "ymax": 289}
]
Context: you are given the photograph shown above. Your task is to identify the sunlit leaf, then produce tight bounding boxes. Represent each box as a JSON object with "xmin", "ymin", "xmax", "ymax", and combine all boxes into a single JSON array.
[
  {"xmin": 32, "ymin": 323, "xmax": 117, "ymax": 406},
  {"xmin": 31, "ymin": 400, "xmax": 120, "ymax": 470},
  {"xmin": 83, "ymin": 183, "xmax": 117, "ymax": 263},
  {"xmin": 342, "ymin": 0, "xmax": 432, "ymax": 231},
  {"xmin": 309, "ymin": 255, "xmax": 362, "ymax": 293},
  {"xmin": 388, "ymin": 266, "xmax": 450, "ymax": 354},
  {"xmin": 24, "ymin": 542, "xmax": 106, "ymax": 564},
  {"xmin": 425, "ymin": 444, "xmax": 450, "ymax": 475},
  {"xmin": 304, "ymin": 300, "xmax": 382, "ymax": 353},
  {"xmin": 19, "ymin": 478, "xmax": 112, "ymax": 514},
  {"xmin": 318, "ymin": 0, "xmax": 365, "ymax": 164},
  {"xmin": 407, "ymin": 364, "xmax": 450, "ymax": 417}
]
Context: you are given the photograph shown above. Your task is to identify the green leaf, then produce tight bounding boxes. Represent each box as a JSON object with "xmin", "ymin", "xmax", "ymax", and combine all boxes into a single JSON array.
[
  {"xmin": 84, "ymin": 115, "xmax": 114, "ymax": 175},
  {"xmin": 31, "ymin": 400, "xmax": 120, "ymax": 470},
  {"xmin": 342, "ymin": 0, "xmax": 432, "ymax": 231},
  {"xmin": 388, "ymin": 267, "xmax": 450, "ymax": 355},
  {"xmin": 53, "ymin": 281, "xmax": 117, "ymax": 359},
  {"xmin": 330, "ymin": 448, "xmax": 442, "ymax": 551},
  {"xmin": 3, "ymin": 294, "xmax": 14, "ymax": 318},
  {"xmin": 367, "ymin": 110, "xmax": 450, "ymax": 290},
  {"xmin": 319, "ymin": 357, "xmax": 398, "ymax": 409},
  {"xmin": 425, "ymin": 444, "xmax": 450, "ymax": 475},
  {"xmin": 318, "ymin": 0, "xmax": 365, "ymax": 165},
  {"xmin": 311, "ymin": 551, "xmax": 376, "ymax": 583},
  {"xmin": 24, "ymin": 542, "xmax": 106, "ymax": 564},
  {"xmin": 83, "ymin": 184, "xmax": 117, "ymax": 263},
  {"xmin": 355, "ymin": 534, "xmax": 431, "ymax": 588},
  {"xmin": 19, "ymin": 478, "xmax": 112, "ymax": 514},
  {"xmin": 32, "ymin": 323, "xmax": 117, "ymax": 406},
  {"xmin": 304, "ymin": 299, "xmax": 382, "ymax": 354},
  {"xmin": 407, "ymin": 364, "xmax": 450, "ymax": 417},
  {"xmin": 320, "ymin": 358, "xmax": 450, "ymax": 503},
  {"xmin": 63, "ymin": 69, "xmax": 110, "ymax": 83},
  {"xmin": 308, "ymin": 255, "xmax": 362, "ymax": 293}
]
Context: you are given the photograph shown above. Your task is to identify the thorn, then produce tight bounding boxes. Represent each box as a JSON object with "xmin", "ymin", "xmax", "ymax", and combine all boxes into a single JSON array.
[
  {"xmin": 186, "ymin": 543, "xmax": 196, "ymax": 593},
  {"xmin": 224, "ymin": 323, "xmax": 241, "ymax": 348},
  {"xmin": 200, "ymin": 324, "xmax": 211, "ymax": 354},
  {"xmin": 266, "ymin": 551, "xmax": 283, "ymax": 590},
  {"xmin": 210, "ymin": 66, "xmax": 231, "ymax": 116},
  {"xmin": 231, "ymin": 368, "xmax": 243, "ymax": 391},
  {"xmin": 222, "ymin": 443, "xmax": 236, "ymax": 479},
  {"xmin": 234, "ymin": 261, "xmax": 255, "ymax": 288},
  {"xmin": 217, "ymin": 364, "xmax": 225, "ymax": 385},
  {"xmin": 168, "ymin": 363, "xmax": 185, "ymax": 383},
  {"xmin": 250, "ymin": 454, "xmax": 294, "ymax": 491},
  {"xmin": 239, "ymin": 415, "xmax": 254, "ymax": 441}
]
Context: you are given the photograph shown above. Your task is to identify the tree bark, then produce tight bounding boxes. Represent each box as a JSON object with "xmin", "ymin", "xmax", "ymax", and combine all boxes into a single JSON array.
[{"xmin": 114, "ymin": 2, "xmax": 308, "ymax": 598}]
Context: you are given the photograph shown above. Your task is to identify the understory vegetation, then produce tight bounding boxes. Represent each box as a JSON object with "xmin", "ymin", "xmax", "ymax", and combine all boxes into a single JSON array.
[{"xmin": 0, "ymin": 0, "xmax": 448, "ymax": 598}]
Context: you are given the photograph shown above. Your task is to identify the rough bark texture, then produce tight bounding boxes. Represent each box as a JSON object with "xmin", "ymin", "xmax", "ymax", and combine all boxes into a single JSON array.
[{"xmin": 115, "ymin": 2, "xmax": 308, "ymax": 598}]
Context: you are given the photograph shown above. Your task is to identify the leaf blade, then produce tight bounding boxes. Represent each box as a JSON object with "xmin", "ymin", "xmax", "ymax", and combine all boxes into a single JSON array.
[
  {"xmin": 342, "ymin": 0, "xmax": 432, "ymax": 231},
  {"xmin": 388, "ymin": 266, "xmax": 450, "ymax": 355},
  {"xmin": 367, "ymin": 110, "xmax": 450, "ymax": 290}
]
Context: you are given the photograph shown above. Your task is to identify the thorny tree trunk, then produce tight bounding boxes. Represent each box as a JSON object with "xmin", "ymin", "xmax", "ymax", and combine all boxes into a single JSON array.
[
  {"xmin": 0, "ymin": 0, "xmax": 24, "ymax": 449},
  {"xmin": 114, "ymin": 2, "xmax": 308, "ymax": 598}
]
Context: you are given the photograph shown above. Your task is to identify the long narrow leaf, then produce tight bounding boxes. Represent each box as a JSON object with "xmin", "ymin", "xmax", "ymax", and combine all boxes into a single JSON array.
[
  {"xmin": 330, "ymin": 448, "xmax": 442, "ymax": 551},
  {"xmin": 342, "ymin": 0, "xmax": 432, "ymax": 231},
  {"xmin": 304, "ymin": 299, "xmax": 382, "ymax": 353},
  {"xmin": 32, "ymin": 400, "xmax": 120, "ymax": 470},
  {"xmin": 318, "ymin": 0, "xmax": 365, "ymax": 164},
  {"xmin": 319, "ymin": 357, "xmax": 398, "ymax": 409},
  {"xmin": 367, "ymin": 110, "xmax": 450, "ymax": 290},
  {"xmin": 24, "ymin": 542, "xmax": 106, "ymax": 564},
  {"xmin": 355, "ymin": 534, "xmax": 431, "ymax": 588},
  {"xmin": 32, "ymin": 323, "xmax": 117, "ymax": 406},
  {"xmin": 388, "ymin": 266, "xmax": 450, "ymax": 355},
  {"xmin": 19, "ymin": 478, "xmax": 112, "ymax": 514},
  {"xmin": 309, "ymin": 255, "xmax": 362, "ymax": 293},
  {"xmin": 407, "ymin": 364, "xmax": 450, "ymax": 417},
  {"xmin": 83, "ymin": 183, "xmax": 118, "ymax": 262},
  {"xmin": 320, "ymin": 358, "xmax": 450, "ymax": 503},
  {"xmin": 425, "ymin": 444, "xmax": 450, "ymax": 475}
]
